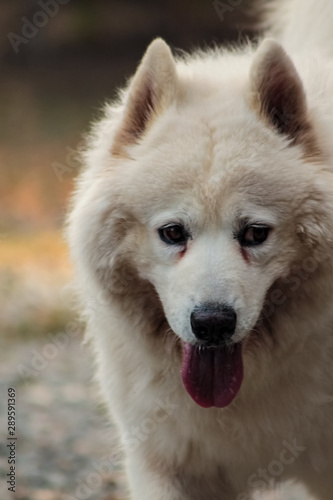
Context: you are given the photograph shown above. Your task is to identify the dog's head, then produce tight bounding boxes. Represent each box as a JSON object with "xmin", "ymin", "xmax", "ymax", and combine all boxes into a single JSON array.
[{"xmin": 69, "ymin": 39, "xmax": 333, "ymax": 408}]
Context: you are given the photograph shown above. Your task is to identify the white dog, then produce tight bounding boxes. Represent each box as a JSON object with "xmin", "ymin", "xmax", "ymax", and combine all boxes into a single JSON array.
[{"xmin": 67, "ymin": 1, "xmax": 333, "ymax": 498}]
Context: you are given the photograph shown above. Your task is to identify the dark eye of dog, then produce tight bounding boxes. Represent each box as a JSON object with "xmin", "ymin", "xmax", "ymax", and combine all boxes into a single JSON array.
[
  {"xmin": 158, "ymin": 224, "xmax": 187, "ymax": 245},
  {"xmin": 240, "ymin": 225, "xmax": 270, "ymax": 246}
]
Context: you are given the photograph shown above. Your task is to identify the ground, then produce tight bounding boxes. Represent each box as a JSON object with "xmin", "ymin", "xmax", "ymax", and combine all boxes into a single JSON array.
[
  {"xmin": 0, "ymin": 233, "xmax": 126, "ymax": 500},
  {"xmin": 0, "ymin": 329, "xmax": 127, "ymax": 500}
]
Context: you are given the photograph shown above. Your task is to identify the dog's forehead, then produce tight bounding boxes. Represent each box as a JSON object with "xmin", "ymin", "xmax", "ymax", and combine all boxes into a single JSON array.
[
  {"xmin": 130, "ymin": 108, "xmax": 298, "ymax": 213},
  {"xmin": 117, "ymin": 90, "xmax": 314, "ymax": 229}
]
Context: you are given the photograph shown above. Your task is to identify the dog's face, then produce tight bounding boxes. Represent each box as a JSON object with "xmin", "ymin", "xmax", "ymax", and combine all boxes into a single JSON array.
[
  {"xmin": 70, "ymin": 39, "xmax": 331, "ymax": 407},
  {"xmin": 122, "ymin": 115, "xmax": 312, "ymax": 347},
  {"xmin": 103, "ymin": 39, "xmax": 323, "ymax": 349}
]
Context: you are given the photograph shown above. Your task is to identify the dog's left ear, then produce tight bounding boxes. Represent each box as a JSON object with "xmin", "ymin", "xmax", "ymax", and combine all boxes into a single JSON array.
[
  {"xmin": 112, "ymin": 38, "xmax": 177, "ymax": 155},
  {"xmin": 249, "ymin": 39, "xmax": 319, "ymax": 156}
]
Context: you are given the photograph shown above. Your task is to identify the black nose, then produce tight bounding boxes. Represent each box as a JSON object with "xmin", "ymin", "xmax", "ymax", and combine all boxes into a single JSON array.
[{"xmin": 190, "ymin": 304, "xmax": 237, "ymax": 346}]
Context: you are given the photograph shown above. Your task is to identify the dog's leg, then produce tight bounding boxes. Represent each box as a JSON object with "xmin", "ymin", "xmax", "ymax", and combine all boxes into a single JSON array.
[{"xmin": 126, "ymin": 455, "xmax": 186, "ymax": 500}]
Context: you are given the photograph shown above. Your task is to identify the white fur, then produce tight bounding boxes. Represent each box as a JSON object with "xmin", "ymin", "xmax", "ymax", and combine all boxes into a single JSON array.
[{"xmin": 67, "ymin": 1, "xmax": 333, "ymax": 499}]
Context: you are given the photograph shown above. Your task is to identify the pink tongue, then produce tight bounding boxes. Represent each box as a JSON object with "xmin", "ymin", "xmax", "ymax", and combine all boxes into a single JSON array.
[{"xmin": 181, "ymin": 343, "xmax": 243, "ymax": 408}]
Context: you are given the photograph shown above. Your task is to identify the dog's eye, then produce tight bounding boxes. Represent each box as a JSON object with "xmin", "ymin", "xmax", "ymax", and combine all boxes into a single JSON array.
[
  {"xmin": 240, "ymin": 225, "xmax": 270, "ymax": 246},
  {"xmin": 158, "ymin": 224, "xmax": 188, "ymax": 245}
]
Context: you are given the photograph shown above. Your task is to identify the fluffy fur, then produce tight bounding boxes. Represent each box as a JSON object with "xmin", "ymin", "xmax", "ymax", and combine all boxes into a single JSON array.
[{"xmin": 67, "ymin": 1, "xmax": 333, "ymax": 498}]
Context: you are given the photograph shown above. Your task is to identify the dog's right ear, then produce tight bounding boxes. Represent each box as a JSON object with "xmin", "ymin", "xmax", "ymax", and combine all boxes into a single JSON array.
[
  {"xmin": 249, "ymin": 39, "xmax": 320, "ymax": 158},
  {"xmin": 112, "ymin": 38, "xmax": 177, "ymax": 156}
]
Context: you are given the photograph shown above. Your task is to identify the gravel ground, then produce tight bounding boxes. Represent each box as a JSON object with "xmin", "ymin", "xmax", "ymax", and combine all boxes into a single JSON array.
[{"xmin": 0, "ymin": 333, "xmax": 127, "ymax": 500}]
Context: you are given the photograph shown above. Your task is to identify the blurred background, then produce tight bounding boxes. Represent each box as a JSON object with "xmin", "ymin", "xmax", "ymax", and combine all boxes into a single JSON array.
[{"xmin": 0, "ymin": 1, "xmax": 259, "ymax": 499}]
